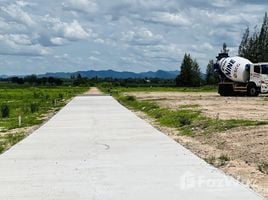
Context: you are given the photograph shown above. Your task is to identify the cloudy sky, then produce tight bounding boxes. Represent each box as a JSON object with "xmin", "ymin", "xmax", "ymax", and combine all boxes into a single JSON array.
[{"xmin": 0, "ymin": 0, "xmax": 267, "ymax": 75}]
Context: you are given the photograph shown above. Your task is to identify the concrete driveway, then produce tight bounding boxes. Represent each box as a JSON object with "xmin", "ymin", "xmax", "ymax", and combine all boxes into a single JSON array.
[{"xmin": 0, "ymin": 96, "xmax": 263, "ymax": 199}]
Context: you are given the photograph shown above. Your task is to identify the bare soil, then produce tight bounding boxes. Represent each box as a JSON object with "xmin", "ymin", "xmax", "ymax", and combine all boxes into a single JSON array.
[
  {"xmin": 128, "ymin": 92, "xmax": 268, "ymax": 120},
  {"xmin": 126, "ymin": 91, "xmax": 268, "ymax": 199},
  {"xmin": 84, "ymin": 87, "xmax": 103, "ymax": 95}
]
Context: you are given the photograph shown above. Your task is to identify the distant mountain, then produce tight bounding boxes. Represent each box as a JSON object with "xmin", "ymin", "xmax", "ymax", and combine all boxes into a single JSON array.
[
  {"xmin": 40, "ymin": 70, "xmax": 179, "ymax": 79},
  {"xmin": 0, "ymin": 75, "xmax": 9, "ymax": 79}
]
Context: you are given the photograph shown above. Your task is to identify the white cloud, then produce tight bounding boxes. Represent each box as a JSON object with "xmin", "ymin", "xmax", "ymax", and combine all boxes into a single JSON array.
[
  {"xmin": 148, "ymin": 12, "xmax": 191, "ymax": 26},
  {"xmin": 1, "ymin": 0, "xmax": 268, "ymax": 74},
  {"xmin": 122, "ymin": 27, "xmax": 164, "ymax": 46},
  {"xmin": 62, "ymin": 0, "xmax": 98, "ymax": 14},
  {"xmin": 0, "ymin": 34, "xmax": 49, "ymax": 56},
  {"xmin": 211, "ymin": 0, "xmax": 236, "ymax": 8},
  {"xmin": 191, "ymin": 42, "xmax": 214, "ymax": 52},
  {"xmin": 1, "ymin": 3, "xmax": 35, "ymax": 26},
  {"xmin": 51, "ymin": 19, "xmax": 91, "ymax": 41},
  {"xmin": 50, "ymin": 37, "xmax": 65, "ymax": 46}
]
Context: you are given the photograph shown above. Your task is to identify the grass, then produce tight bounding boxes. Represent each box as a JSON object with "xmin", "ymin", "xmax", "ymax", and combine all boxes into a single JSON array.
[
  {"xmin": 0, "ymin": 132, "xmax": 26, "ymax": 154},
  {"xmin": 0, "ymin": 86, "xmax": 87, "ymax": 130},
  {"xmin": 205, "ymin": 154, "xmax": 230, "ymax": 167},
  {"xmin": 0, "ymin": 85, "xmax": 88, "ymax": 154},
  {"xmin": 99, "ymin": 85, "xmax": 217, "ymax": 96},
  {"xmin": 117, "ymin": 95, "xmax": 268, "ymax": 136},
  {"xmin": 258, "ymin": 162, "xmax": 268, "ymax": 175}
]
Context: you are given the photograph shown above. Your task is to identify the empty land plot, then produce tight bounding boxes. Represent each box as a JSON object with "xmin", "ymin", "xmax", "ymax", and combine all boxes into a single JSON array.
[
  {"xmin": 127, "ymin": 92, "xmax": 268, "ymax": 121},
  {"xmin": 124, "ymin": 91, "xmax": 268, "ymax": 198}
]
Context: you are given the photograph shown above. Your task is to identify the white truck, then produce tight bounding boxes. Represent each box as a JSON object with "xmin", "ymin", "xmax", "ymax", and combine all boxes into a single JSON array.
[{"xmin": 214, "ymin": 53, "xmax": 268, "ymax": 96}]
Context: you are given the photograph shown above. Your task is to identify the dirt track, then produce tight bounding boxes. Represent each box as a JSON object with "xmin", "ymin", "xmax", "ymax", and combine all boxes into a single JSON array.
[{"xmin": 126, "ymin": 91, "xmax": 268, "ymax": 199}]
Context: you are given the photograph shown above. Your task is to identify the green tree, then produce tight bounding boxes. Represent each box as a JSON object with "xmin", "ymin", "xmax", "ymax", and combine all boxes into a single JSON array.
[
  {"xmin": 238, "ymin": 27, "xmax": 250, "ymax": 58},
  {"xmin": 259, "ymin": 12, "xmax": 268, "ymax": 61},
  {"xmin": 238, "ymin": 12, "xmax": 268, "ymax": 62},
  {"xmin": 176, "ymin": 53, "xmax": 201, "ymax": 87},
  {"xmin": 205, "ymin": 60, "xmax": 218, "ymax": 85}
]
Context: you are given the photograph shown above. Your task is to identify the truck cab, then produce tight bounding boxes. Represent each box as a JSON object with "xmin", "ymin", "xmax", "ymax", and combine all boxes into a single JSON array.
[{"xmin": 249, "ymin": 64, "xmax": 268, "ymax": 94}]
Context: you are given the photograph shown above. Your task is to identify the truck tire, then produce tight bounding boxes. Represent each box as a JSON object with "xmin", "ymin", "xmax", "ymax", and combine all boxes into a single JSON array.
[
  {"xmin": 218, "ymin": 84, "xmax": 234, "ymax": 96},
  {"xmin": 247, "ymin": 84, "xmax": 259, "ymax": 97}
]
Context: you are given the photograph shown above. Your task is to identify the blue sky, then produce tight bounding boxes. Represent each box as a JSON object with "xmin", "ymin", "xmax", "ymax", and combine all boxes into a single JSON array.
[{"xmin": 0, "ymin": 0, "xmax": 267, "ymax": 75}]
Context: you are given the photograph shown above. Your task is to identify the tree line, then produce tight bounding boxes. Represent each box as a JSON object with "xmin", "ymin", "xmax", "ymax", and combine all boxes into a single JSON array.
[
  {"xmin": 239, "ymin": 12, "xmax": 268, "ymax": 62},
  {"xmin": 6, "ymin": 75, "xmax": 63, "ymax": 86},
  {"xmin": 176, "ymin": 54, "xmax": 218, "ymax": 87},
  {"xmin": 176, "ymin": 12, "xmax": 268, "ymax": 87}
]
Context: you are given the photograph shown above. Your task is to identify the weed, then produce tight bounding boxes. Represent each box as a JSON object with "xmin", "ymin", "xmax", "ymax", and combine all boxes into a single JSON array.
[
  {"xmin": 0, "ymin": 132, "xmax": 26, "ymax": 154},
  {"xmin": 0, "ymin": 144, "xmax": 4, "ymax": 154},
  {"xmin": 99, "ymin": 86, "xmax": 217, "ymax": 94},
  {"xmin": 58, "ymin": 93, "xmax": 64, "ymax": 100},
  {"xmin": 218, "ymin": 154, "xmax": 230, "ymax": 166},
  {"xmin": 180, "ymin": 104, "xmax": 200, "ymax": 109},
  {"xmin": 205, "ymin": 155, "xmax": 216, "ymax": 165},
  {"xmin": 1, "ymin": 105, "xmax": 10, "ymax": 118},
  {"xmin": 30, "ymin": 103, "xmax": 39, "ymax": 113},
  {"xmin": 205, "ymin": 154, "xmax": 230, "ymax": 167},
  {"xmin": 258, "ymin": 162, "xmax": 268, "ymax": 175},
  {"xmin": 125, "ymin": 95, "xmax": 136, "ymax": 101},
  {"xmin": 179, "ymin": 116, "xmax": 192, "ymax": 126}
]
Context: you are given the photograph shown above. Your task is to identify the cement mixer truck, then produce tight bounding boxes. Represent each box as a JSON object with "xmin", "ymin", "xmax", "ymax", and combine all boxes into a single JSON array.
[{"xmin": 214, "ymin": 53, "xmax": 268, "ymax": 96}]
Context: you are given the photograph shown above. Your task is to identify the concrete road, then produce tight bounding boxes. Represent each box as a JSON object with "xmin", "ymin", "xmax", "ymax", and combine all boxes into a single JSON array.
[{"xmin": 0, "ymin": 96, "xmax": 264, "ymax": 199}]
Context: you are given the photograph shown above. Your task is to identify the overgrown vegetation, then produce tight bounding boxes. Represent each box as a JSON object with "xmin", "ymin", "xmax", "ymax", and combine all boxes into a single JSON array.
[
  {"xmin": 0, "ymin": 86, "xmax": 86, "ymax": 130},
  {"xmin": 99, "ymin": 85, "xmax": 217, "ymax": 96},
  {"xmin": 0, "ymin": 86, "xmax": 87, "ymax": 154},
  {"xmin": 117, "ymin": 94, "xmax": 267, "ymax": 136},
  {"xmin": 1, "ymin": 104, "xmax": 10, "ymax": 118},
  {"xmin": 0, "ymin": 132, "xmax": 26, "ymax": 154}
]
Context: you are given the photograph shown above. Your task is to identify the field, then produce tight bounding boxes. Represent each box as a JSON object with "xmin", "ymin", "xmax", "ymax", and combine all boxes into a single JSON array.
[
  {"xmin": 104, "ymin": 86, "xmax": 268, "ymax": 198},
  {"xmin": 0, "ymin": 84, "xmax": 87, "ymax": 154}
]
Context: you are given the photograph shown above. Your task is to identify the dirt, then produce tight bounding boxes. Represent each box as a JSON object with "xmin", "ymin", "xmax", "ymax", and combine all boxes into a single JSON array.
[
  {"xmin": 127, "ymin": 92, "xmax": 268, "ymax": 121},
  {"xmin": 126, "ymin": 91, "xmax": 268, "ymax": 199},
  {"xmin": 84, "ymin": 87, "xmax": 103, "ymax": 95}
]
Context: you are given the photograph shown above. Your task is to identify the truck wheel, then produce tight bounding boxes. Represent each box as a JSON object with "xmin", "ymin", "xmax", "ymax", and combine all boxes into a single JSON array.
[
  {"xmin": 247, "ymin": 85, "xmax": 259, "ymax": 96},
  {"xmin": 218, "ymin": 84, "xmax": 234, "ymax": 96}
]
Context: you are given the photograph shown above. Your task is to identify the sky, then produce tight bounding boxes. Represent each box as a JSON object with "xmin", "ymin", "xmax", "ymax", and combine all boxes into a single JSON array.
[{"xmin": 0, "ymin": 0, "xmax": 267, "ymax": 75}]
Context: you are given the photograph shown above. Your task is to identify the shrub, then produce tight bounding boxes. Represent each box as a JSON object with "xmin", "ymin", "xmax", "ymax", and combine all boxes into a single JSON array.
[
  {"xmin": 30, "ymin": 103, "xmax": 39, "ymax": 113},
  {"xmin": 179, "ymin": 116, "xmax": 192, "ymax": 126},
  {"xmin": 218, "ymin": 154, "xmax": 230, "ymax": 166},
  {"xmin": 0, "ymin": 144, "xmax": 4, "ymax": 154},
  {"xmin": 126, "ymin": 95, "xmax": 136, "ymax": 101},
  {"xmin": 58, "ymin": 93, "xmax": 64, "ymax": 100},
  {"xmin": 1, "ymin": 104, "xmax": 10, "ymax": 118},
  {"xmin": 205, "ymin": 155, "xmax": 216, "ymax": 165},
  {"xmin": 258, "ymin": 162, "xmax": 268, "ymax": 175}
]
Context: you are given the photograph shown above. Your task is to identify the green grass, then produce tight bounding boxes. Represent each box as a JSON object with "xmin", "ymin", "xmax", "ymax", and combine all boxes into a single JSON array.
[
  {"xmin": 0, "ymin": 85, "xmax": 88, "ymax": 154},
  {"xmin": 0, "ymin": 132, "xmax": 26, "ymax": 154},
  {"xmin": 0, "ymin": 86, "xmax": 87, "ymax": 130},
  {"xmin": 179, "ymin": 104, "xmax": 200, "ymax": 109},
  {"xmin": 118, "ymin": 95, "xmax": 268, "ymax": 136},
  {"xmin": 99, "ymin": 85, "xmax": 217, "ymax": 96}
]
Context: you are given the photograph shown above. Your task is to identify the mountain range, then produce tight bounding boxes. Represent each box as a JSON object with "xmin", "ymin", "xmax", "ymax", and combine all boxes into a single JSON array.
[{"xmin": 39, "ymin": 70, "xmax": 179, "ymax": 79}]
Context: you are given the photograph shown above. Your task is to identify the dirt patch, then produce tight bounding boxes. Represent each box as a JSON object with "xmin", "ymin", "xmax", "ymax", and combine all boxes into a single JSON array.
[
  {"xmin": 127, "ymin": 92, "xmax": 268, "ymax": 198},
  {"xmin": 84, "ymin": 87, "xmax": 103, "ymax": 95},
  {"xmin": 127, "ymin": 92, "xmax": 268, "ymax": 121}
]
